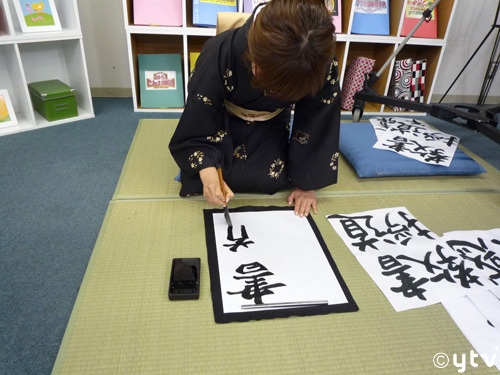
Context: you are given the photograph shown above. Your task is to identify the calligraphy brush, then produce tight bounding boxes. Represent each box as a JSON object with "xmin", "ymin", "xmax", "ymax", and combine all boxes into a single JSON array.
[{"xmin": 216, "ymin": 167, "xmax": 233, "ymax": 228}]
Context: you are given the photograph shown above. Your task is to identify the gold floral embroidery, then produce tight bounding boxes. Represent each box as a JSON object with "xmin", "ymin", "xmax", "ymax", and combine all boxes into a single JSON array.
[
  {"xmin": 233, "ymin": 145, "xmax": 247, "ymax": 160},
  {"xmin": 196, "ymin": 94, "xmax": 212, "ymax": 106},
  {"xmin": 189, "ymin": 151, "xmax": 204, "ymax": 169},
  {"xmin": 223, "ymin": 68, "xmax": 234, "ymax": 93},
  {"xmin": 330, "ymin": 152, "xmax": 339, "ymax": 171},
  {"xmin": 326, "ymin": 60, "xmax": 338, "ymax": 85},
  {"xmin": 207, "ymin": 130, "xmax": 227, "ymax": 143},
  {"xmin": 269, "ymin": 159, "xmax": 284, "ymax": 179},
  {"xmin": 293, "ymin": 129, "xmax": 310, "ymax": 145},
  {"xmin": 321, "ymin": 92, "xmax": 338, "ymax": 104}
]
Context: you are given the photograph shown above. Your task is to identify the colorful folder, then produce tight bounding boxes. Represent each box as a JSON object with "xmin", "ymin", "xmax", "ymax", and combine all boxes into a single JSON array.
[
  {"xmin": 388, "ymin": 58, "xmax": 413, "ymax": 112},
  {"xmin": 189, "ymin": 52, "xmax": 200, "ymax": 72},
  {"xmin": 133, "ymin": 0, "xmax": 182, "ymax": 26},
  {"xmin": 388, "ymin": 58, "xmax": 427, "ymax": 111},
  {"xmin": 341, "ymin": 56, "xmax": 376, "ymax": 111},
  {"xmin": 138, "ymin": 54, "xmax": 184, "ymax": 109},
  {"xmin": 193, "ymin": 0, "xmax": 237, "ymax": 27},
  {"xmin": 401, "ymin": 0, "xmax": 438, "ymax": 38},
  {"xmin": 351, "ymin": 0, "xmax": 390, "ymax": 35}
]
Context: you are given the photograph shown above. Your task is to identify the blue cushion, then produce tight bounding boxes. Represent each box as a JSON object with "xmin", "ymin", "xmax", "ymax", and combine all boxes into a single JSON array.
[
  {"xmin": 339, "ymin": 122, "xmax": 487, "ymax": 178},
  {"xmin": 174, "ymin": 170, "xmax": 181, "ymax": 182}
]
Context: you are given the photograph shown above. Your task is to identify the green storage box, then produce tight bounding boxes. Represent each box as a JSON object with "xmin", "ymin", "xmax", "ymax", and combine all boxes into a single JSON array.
[{"xmin": 28, "ymin": 79, "xmax": 78, "ymax": 122}]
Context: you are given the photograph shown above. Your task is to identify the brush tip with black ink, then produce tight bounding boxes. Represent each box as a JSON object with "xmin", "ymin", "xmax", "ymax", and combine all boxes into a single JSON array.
[
  {"xmin": 217, "ymin": 166, "xmax": 233, "ymax": 228},
  {"xmin": 224, "ymin": 206, "xmax": 233, "ymax": 228}
]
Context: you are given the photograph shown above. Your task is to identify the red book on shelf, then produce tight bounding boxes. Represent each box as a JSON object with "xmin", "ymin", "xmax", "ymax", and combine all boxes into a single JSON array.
[{"xmin": 401, "ymin": 0, "xmax": 437, "ymax": 38}]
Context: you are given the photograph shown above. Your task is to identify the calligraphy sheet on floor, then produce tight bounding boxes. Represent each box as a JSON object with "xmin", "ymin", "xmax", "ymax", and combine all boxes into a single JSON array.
[
  {"xmin": 369, "ymin": 117, "xmax": 460, "ymax": 167},
  {"xmin": 204, "ymin": 206, "xmax": 358, "ymax": 323},
  {"xmin": 442, "ymin": 295, "xmax": 500, "ymax": 371},
  {"xmin": 327, "ymin": 208, "xmax": 500, "ymax": 312}
]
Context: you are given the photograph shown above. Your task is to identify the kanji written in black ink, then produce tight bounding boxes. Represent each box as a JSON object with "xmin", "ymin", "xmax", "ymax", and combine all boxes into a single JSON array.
[
  {"xmin": 327, "ymin": 210, "xmax": 435, "ymax": 253},
  {"xmin": 424, "ymin": 148, "xmax": 449, "ymax": 164},
  {"xmin": 398, "ymin": 245, "xmax": 484, "ymax": 289},
  {"xmin": 378, "ymin": 255, "xmax": 429, "ymax": 300},
  {"xmin": 382, "ymin": 136, "xmax": 412, "ymax": 153},
  {"xmin": 396, "ymin": 249, "xmax": 455, "ymax": 285},
  {"xmin": 223, "ymin": 225, "xmax": 254, "ymax": 252},
  {"xmin": 397, "ymin": 210, "xmax": 435, "ymax": 241},
  {"xmin": 227, "ymin": 262, "xmax": 286, "ymax": 305},
  {"xmin": 329, "ymin": 215, "xmax": 383, "ymax": 252},
  {"xmin": 447, "ymin": 238, "xmax": 500, "ymax": 286}
]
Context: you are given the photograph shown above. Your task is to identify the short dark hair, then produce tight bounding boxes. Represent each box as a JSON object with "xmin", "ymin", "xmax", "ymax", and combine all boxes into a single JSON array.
[{"xmin": 247, "ymin": 0, "xmax": 336, "ymax": 103}]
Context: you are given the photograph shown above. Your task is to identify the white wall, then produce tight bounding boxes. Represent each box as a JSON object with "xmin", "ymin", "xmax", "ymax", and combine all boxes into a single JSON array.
[
  {"xmin": 76, "ymin": 0, "xmax": 500, "ymax": 101},
  {"xmin": 433, "ymin": 0, "xmax": 499, "ymax": 103},
  {"xmin": 76, "ymin": 0, "xmax": 130, "ymax": 94}
]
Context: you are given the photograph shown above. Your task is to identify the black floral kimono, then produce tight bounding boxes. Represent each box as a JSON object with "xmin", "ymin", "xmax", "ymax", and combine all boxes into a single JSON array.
[{"xmin": 169, "ymin": 9, "xmax": 341, "ymax": 197}]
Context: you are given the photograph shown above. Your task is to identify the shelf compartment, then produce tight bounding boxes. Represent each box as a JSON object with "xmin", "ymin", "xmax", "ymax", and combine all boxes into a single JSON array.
[
  {"xmin": 389, "ymin": 0, "xmax": 406, "ymax": 37},
  {"xmin": 6, "ymin": 0, "xmax": 81, "ymax": 37},
  {"xmin": 0, "ymin": 43, "xmax": 35, "ymax": 132},
  {"xmin": 344, "ymin": 41, "xmax": 396, "ymax": 112},
  {"xmin": 0, "ymin": 0, "xmax": 13, "ymax": 36},
  {"xmin": 18, "ymin": 38, "xmax": 93, "ymax": 127},
  {"xmin": 396, "ymin": 0, "xmax": 454, "ymax": 40},
  {"xmin": 436, "ymin": 0, "xmax": 455, "ymax": 39},
  {"xmin": 340, "ymin": 0, "xmax": 352, "ymax": 35},
  {"xmin": 122, "ymin": 0, "xmax": 456, "ymax": 116},
  {"xmin": 187, "ymin": 35, "xmax": 210, "ymax": 57},
  {"xmin": 394, "ymin": 43, "xmax": 442, "ymax": 104},
  {"xmin": 130, "ymin": 33, "xmax": 185, "ymax": 111},
  {"xmin": 347, "ymin": 0, "xmax": 406, "ymax": 37}
]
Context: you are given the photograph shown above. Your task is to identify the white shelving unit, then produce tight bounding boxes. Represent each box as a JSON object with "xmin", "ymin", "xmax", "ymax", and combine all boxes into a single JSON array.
[
  {"xmin": 122, "ymin": 0, "xmax": 457, "ymax": 115},
  {"xmin": 0, "ymin": 0, "xmax": 94, "ymax": 137}
]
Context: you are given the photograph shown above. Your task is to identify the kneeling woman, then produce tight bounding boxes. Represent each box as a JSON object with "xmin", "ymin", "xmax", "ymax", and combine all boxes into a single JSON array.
[{"xmin": 169, "ymin": 0, "xmax": 341, "ymax": 217}]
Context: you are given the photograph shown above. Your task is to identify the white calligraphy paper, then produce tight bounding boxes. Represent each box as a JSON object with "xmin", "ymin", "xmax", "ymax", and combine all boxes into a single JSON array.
[
  {"xmin": 326, "ymin": 206, "xmax": 439, "ymax": 258},
  {"xmin": 468, "ymin": 291, "xmax": 500, "ymax": 335},
  {"xmin": 205, "ymin": 206, "xmax": 358, "ymax": 323},
  {"xmin": 492, "ymin": 287, "xmax": 500, "ymax": 300},
  {"xmin": 442, "ymin": 296, "xmax": 500, "ymax": 371},
  {"xmin": 327, "ymin": 207, "xmax": 440, "ymax": 311},
  {"xmin": 327, "ymin": 207, "xmax": 500, "ymax": 311},
  {"xmin": 369, "ymin": 117, "xmax": 460, "ymax": 167}
]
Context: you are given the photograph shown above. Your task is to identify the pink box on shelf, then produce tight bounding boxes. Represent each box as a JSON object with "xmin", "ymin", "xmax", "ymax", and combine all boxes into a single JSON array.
[
  {"xmin": 341, "ymin": 56, "xmax": 375, "ymax": 111},
  {"xmin": 133, "ymin": 0, "xmax": 182, "ymax": 27}
]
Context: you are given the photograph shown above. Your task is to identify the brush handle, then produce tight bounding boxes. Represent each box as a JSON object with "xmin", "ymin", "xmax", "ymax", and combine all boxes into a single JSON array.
[{"xmin": 216, "ymin": 167, "xmax": 226, "ymax": 202}]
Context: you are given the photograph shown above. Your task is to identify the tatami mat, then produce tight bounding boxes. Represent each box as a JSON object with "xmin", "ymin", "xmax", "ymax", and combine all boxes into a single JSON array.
[
  {"xmin": 113, "ymin": 119, "xmax": 500, "ymax": 200},
  {"xmin": 113, "ymin": 119, "xmax": 181, "ymax": 200},
  {"xmin": 53, "ymin": 193, "xmax": 500, "ymax": 374}
]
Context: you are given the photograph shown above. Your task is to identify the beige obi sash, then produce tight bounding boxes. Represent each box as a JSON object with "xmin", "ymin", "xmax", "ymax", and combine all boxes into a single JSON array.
[{"xmin": 224, "ymin": 100, "xmax": 284, "ymax": 122}]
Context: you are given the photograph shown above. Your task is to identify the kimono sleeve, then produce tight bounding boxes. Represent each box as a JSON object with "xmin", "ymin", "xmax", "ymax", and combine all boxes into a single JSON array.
[
  {"xmin": 287, "ymin": 60, "xmax": 341, "ymax": 191},
  {"xmin": 169, "ymin": 33, "xmax": 234, "ymax": 177}
]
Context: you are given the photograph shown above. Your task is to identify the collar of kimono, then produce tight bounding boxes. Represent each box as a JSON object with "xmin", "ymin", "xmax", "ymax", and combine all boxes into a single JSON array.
[{"xmin": 224, "ymin": 100, "xmax": 284, "ymax": 122}]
